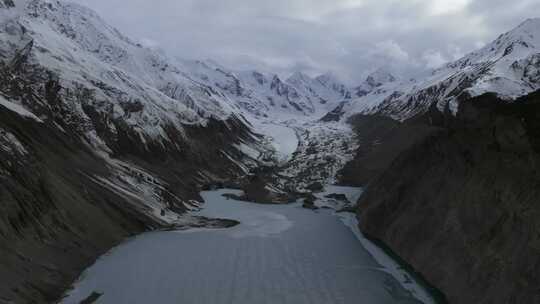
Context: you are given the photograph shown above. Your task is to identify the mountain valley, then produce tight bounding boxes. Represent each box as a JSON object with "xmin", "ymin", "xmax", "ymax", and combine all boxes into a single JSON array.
[{"xmin": 0, "ymin": 1, "xmax": 539, "ymax": 303}]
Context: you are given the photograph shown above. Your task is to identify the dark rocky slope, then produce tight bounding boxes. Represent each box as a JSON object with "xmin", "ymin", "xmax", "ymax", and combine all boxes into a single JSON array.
[
  {"xmin": 0, "ymin": 105, "xmax": 151, "ymax": 303},
  {"xmin": 0, "ymin": 3, "xmax": 265, "ymax": 301},
  {"xmin": 338, "ymin": 113, "xmax": 440, "ymax": 186},
  {"xmin": 0, "ymin": 63, "xmax": 258, "ymax": 303},
  {"xmin": 355, "ymin": 91, "xmax": 540, "ymax": 303}
]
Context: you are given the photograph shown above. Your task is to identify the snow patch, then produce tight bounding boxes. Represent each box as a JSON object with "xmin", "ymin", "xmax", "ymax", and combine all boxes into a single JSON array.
[
  {"xmin": 234, "ymin": 142, "xmax": 261, "ymax": 160},
  {"xmin": 250, "ymin": 120, "xmax": 299, "ymax": 163},
  {"xmin": 0, "ymin": 95, "xmax": 43, "ymax": 122}
]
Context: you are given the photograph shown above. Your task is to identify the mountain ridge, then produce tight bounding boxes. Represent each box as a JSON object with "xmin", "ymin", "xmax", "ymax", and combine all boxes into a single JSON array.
[
  {"xmin": 1, "ymin": 1, "xmax": 539, "ymax": 303},
  {"xmin": 339, "ymin": 18, "xmax": 540, "ymax": 122}
]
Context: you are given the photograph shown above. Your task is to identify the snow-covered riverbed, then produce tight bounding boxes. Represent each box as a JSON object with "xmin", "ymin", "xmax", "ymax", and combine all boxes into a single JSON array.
[
  {"xmin": 61, "ymin": 188, "xmax": 436, "ymax": 304},
  {"xmin": 247, "ymin": 118, "xmax": 299, "ymax": 163}
]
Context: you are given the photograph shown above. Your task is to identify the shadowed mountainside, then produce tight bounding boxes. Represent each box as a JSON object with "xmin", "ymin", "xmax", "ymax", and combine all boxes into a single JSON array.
[
  {"xmin": 352, "ymin": 91, "xmax": 540, "ymax": 303},
  {"xmin": 0, "ymin": 59, "xmax": 258, "ymax": 303}
]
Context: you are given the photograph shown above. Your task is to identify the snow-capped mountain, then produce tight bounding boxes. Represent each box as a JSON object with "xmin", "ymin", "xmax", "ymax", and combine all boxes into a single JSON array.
[
  {"xmin": 0, "ymin": 0, "xmax": 354, "ymax": 230},
  {"xmin": 315, "ymin": 72, "xmax": 351, "ymax": 99},
  {"xmin": 1, "ymin": 0, "xmax": 538, "ymax": 213},
  {"xmin": 354, "ymin": 68, "xmax": 397, "ymax": 98},
  {"xmin": 1, "ymin": 2, "xmax": 539, "ymax": 304},
  {"xmin": 2, "ymin": 1, "xmax": 539, "ymax": 188},
  {"xmin": 0, "ymin": 0, "xmax": 272, "ymax": 229},
  {"xmin": 0, "ymin": 0, "xmax": 353, "ymax": 131},
  {"xmin": 175, "ymin": 60, "xmax": 306, "ymax": 118},
  {"xmin": 343, "ymin": 18, "xmax": 540, "ymax": 121},
  {"xmin": 176, "ymin": 60, "xmax": 352, "ymax": 119},
  {"xmin": 286, "ymin": 71, "xmax": 351, "ymax": 114},
  {"xmin": 2, "ymin": 1, "xmax": 539, "ymax": 158},
  {"xmin": 0, "ymin": 0, "xmax": 242, "ymax": 140}
]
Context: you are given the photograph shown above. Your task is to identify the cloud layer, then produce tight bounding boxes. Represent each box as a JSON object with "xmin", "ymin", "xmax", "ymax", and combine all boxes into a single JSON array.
[{"xmin": 71, "ymin": 0, "xmax": 540, "ymax": 83}]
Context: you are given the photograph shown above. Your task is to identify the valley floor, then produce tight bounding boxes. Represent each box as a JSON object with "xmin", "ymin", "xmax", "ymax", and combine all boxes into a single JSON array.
[
  {"xmin": 54, "ymin": 117, "xmax": 440, "ymax": 304},
  {"xmin": 60, "ymin": 188, "xmax": 436, "ymax": 304}
]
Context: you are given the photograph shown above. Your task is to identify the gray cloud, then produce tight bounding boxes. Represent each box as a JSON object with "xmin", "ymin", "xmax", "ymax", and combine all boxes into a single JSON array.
[{"xmin": 70, "ymin": 0, "xmax": 540, "ymax": 84}]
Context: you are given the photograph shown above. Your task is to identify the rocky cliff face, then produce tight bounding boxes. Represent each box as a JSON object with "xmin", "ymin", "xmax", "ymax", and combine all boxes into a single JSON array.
[
  {"xmin": 0, "ymin": 57, "xmax": 259, "ymax": 303},
  {"xmin": 0, "ymin": 101, "xmax": 150, "ymax": 303},
  {"xmin": 337, "ymin": 114, "xmax": 439, "ymax": 186},
  {"xmin": 2, "ymin": 1, "xmax": 539, "ymax": 304},
  {"xmin": 0, "ymin": 2, "xmax": 264, "ymax": 302},
  {"xmin": 355, "ymin": 91, "xmax": 540, "ymax": 303},
  {"xmin": 334, "ymin": 18, "xmax": 540, "ymax": 304}
]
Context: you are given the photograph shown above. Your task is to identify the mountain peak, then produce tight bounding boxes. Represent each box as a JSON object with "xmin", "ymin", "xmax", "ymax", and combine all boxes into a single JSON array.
[
  {"xmin": 365, "ymin": 68, "xmax": 396, "ymax": 87},
  {"xmin": 510, "ymin": 18, "xmax": 540, "ymax": 46},
  {"xmin": 316, "ymin": 72, "xmax": 340, "ymax": 85},
  {"xmin": 271, "ymin": 74, "xmax": 282, "ymax": 82},
  {"xmin": 27, "ymin": 0, "xmax": 95, "ymax": 17},
  {"xmin": 517, "ymin": 17, "xmax": 540, "ymax": 30},
  {"xmin": 352, "ymin": 68, "xmax": 396, "ymax": 98},
  {"xmin": 249, "ymin": 70, "xmax": 267, "ymax": 85},
  {"xmin": 287, "ymin": 71, "xmax": 312, "ymax": 84},
  {"xmin": 453, "ymin": 17, "xmax": 540, "ymax": 64},
  {"xmin": 506, "ymin": 17, "xmax": 540, "ymax": 42}
]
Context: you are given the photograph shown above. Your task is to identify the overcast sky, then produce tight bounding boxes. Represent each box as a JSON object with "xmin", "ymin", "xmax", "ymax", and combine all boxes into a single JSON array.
[{"xmin": 70, "ymin": 0, "xmax": 540, "ymax": 83}]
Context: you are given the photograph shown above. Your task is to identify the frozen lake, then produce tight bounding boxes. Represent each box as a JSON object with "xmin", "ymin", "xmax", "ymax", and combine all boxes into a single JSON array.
[{"xmin": 61, "ymin": 188, "xmax": 435, "ymax": 304}]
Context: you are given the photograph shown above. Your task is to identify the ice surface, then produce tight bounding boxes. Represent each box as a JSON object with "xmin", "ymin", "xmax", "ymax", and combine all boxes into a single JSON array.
[
  {"xmin": 234, "ymin": 142, "xmax": 261, "ymax": 160},
  {"xmin": 198, "ymin": 190, "xmax": 294, "ymax": 238},
  {"xmin": 61, "ymin": 189, "xmax": 434, "ymax": 304},
  {"xmin": 313, "ymin": 185, "xmax": 436, "ymax": 303},
  {"xmin": 250, "ymin": 120, "xmax": 299, "ymax": 163},
  {"xmin": 276, "ymin": 121, "xmax": 359, "ymax": 190},
  {"xmin": 338, "ymin": 213, "xmax": 436, "ymax": 304}
]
